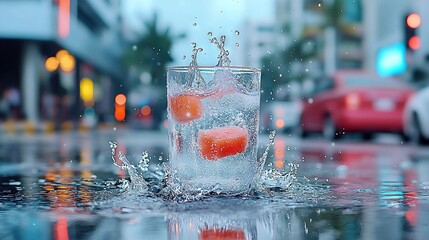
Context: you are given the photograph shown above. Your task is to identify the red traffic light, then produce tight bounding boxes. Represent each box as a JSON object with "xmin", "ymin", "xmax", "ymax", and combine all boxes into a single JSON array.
[
  {"xmin": 408, "ymin": 36, "xmax": 421, "ymax": 50},
  {"xmin": 407, "ymin": 13, "xmax": 421, "ymax": 29}
]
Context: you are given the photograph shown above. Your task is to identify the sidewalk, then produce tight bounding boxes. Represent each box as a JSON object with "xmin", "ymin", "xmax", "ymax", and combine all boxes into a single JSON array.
[{"xmin": 0, "ymin": 120, "xmax": 120, "ymax": 136}]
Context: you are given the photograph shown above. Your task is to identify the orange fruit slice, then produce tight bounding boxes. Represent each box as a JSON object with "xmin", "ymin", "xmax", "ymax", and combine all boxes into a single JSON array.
[
  {"xmin": 169, "ymin": 94, "xmax": 203, "ymax": 123},
  {"xmin": 198, "ymin": 126, "xmax": 248, "ymax": 160}
]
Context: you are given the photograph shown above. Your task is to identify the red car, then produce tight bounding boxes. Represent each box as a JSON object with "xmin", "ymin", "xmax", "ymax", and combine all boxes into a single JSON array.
[{"xmin": 298, "ymin": 71, "xmax": 414, "ymax": 140}]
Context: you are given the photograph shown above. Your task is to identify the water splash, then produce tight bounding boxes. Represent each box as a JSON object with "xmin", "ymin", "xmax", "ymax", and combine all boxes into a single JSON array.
[
  {"xmin": 209, "ymin": 35, "xmax": 231, "ymax": 67},
  {"xmin": 186, "ymin": 43, "xmax": 205, "ymax": 89},
  {"xmin": 256, "ymin": 131, "xmax": 276, "ymax": 180},
  {"xmin": 109, "ymin": 131, "xmax": 300, "ymax": 202},
  {"xmin": 109, "ymin": 141, "xmax": 149, "ymax": 192},
  {"xmin": 189, "ymin": 43, "xmax": 203, "ymax": 67}
]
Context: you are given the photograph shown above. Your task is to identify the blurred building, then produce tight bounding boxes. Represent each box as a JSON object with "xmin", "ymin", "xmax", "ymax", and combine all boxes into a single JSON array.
[
  {"xmin": 362, "ymin": 0, "xmax": 409, "ymax": 74},
  {"xmin": 241, "ymin": 20, "xmax": 277, "ymax": 67},
  {"xmin": 0, "ymin": 0, "xmax": 124, "ymax": 126},
  {"xmin": 274, "ymin": 0, "xmax": 364, "ymax": 79},
  {"xmin": 276, "ymin": 0, "xmax": 429, "ymax": 83}
]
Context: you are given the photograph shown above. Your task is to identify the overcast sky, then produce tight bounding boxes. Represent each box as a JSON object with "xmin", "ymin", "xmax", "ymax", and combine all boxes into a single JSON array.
[{"xmin": 122, "ymin": 0, "xmax": 275, "ymax": 66}]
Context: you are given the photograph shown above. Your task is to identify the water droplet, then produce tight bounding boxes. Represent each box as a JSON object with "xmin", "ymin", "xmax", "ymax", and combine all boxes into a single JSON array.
[
  {"xmin": 235, "ymin": 43, "xmax": 239, "ymax": 47},
  {"xmin": 191, "ymin": 42, "xmax": 197, "ymax": 48},
  {"xmin": 207, "ymin": 32, "xmax": 213, "ymax": 36},
  {"xmin": 279, "ymin": 74, "xmax": 283, "ymax": 77},
  {"xmin": 192, "ymin": 22, "xmax": 197, "ymax": 26},
  {"xmin": 132, "ymin": 45, "xmax": 137, "ymax": 51},
  {"xmin": 235, "ymin": 30, "xmax": 240, "ymax": 35},
  {"xmin": 182, "ymin": 55, "xmax": 186, "ymax": 60},
  {"xmin": 308, "ymin": 98, "xmax": 313, "ymax": 104},
  {"xmin": 318, "ymin": 3, "xmax": 321, "ymax": 7}
]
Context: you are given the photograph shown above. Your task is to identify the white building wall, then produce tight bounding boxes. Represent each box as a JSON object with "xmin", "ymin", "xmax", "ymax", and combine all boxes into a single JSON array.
[
  {"xmin": 242, "ymin": 20, "xmax": 277, "ymax": 68},
  {"xmin": 362, "ymin": 0, "xmax": 409, "ymax": 72},
  {"xmin": 0, "ymin": 0, "xmax": 54, "ymax": 40},
  {"xmin": 21, "ymin": 42, "xmax": 42, "ymax": 124}
]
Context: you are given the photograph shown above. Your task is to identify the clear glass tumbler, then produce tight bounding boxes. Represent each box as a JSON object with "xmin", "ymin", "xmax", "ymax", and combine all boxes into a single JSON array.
[{"xmin": 167, "ymin": 66, "xmax": 261, "ymax": 194}]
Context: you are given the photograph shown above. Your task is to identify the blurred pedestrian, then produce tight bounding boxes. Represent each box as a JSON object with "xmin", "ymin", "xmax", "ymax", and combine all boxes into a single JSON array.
[
  {"xmin": 0, "ymin": 90, "xmax": 8, "ymax": 120},
  {"xmin": 41, "ymin": 91, "xmax": 54, "ymax": 120},
  {"xmin": 6, "ymin": 87, "xmax": 21, "ymax": 119},
  {"xmin": 49, "ymin": 71, "xmax": 68, "ymax": 130}
]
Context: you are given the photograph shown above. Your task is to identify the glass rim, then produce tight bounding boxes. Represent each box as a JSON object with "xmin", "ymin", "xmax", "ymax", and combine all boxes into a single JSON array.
[{"xmin": 166, "ymin": 65, "xmax": 261, "ymax": 72}]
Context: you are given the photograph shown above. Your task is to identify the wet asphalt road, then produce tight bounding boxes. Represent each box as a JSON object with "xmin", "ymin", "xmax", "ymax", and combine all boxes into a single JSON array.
[{"xmin": 1, "ymin": 129, "xmax": 429, "ymax": 240}]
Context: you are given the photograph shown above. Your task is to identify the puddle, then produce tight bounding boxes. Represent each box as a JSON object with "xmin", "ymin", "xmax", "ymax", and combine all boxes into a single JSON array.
[{"xmin": 1, "ymin": 133, "xmax": 429, "ymax": 239}]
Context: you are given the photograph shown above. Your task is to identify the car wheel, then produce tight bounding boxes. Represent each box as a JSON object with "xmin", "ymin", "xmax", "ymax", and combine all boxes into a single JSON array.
[
  {"xmin": 362, "ymin": 133, "xmax": 373, "ymax": 141},
  {"xmin": 409, "ymin": 113, "xmax": 429, "ymax": 145},
  {"xmin": 323, "ymin": 116, "xmax": 339, "ymax": 141}
]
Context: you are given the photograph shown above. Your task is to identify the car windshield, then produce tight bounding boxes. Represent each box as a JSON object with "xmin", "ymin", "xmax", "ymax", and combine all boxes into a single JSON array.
[{"xmin": 343, "ymin": 75, "xmax": 404, "ymax": 88}]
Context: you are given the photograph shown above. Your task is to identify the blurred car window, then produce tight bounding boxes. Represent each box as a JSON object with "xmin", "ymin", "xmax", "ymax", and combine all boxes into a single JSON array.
[
  {"xmin": 311, "ymin": 77, "xmax": 335, "ymax": 96},
  {"xmin": 344, "ymin": 75, "xmax": 404, "ymax": 88}
]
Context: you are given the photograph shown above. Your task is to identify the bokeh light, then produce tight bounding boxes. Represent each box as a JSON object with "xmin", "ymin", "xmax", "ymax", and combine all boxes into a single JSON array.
[
  {"xmin": 115, "ymin": 94, "xmax": 127, "ymax": 106},
  {"xmin": 80, "ymin": 78, "xmax": 94, "ymax": 102},
  {"xmin": 407, "ymin": 13, "xmax": 421, "ymax": 29},
  {"xmin": 275, "ymin": 119, "xmax": 285, "ymax": 129},
  {"xmin": 59, "ymin": 54, "xmax": 75, "ymax": 72},
  {"xmin": 408, "ymin": 36, "xmax": 421, "ymax": 50},
  {"xmin": 140, "ymin": 105, "xmax": 152, "ymax": 116},
  {"xmin": 56, "ymin": 49, "xmax": 69, "ymax": 61},
  {"xmin": 114, "ymin": 107, "xmax": 126, "ymax": 121},
  {"xmin": 274, "ymin": 160, "xmax": 285, "ymax": 169},
  {"xmin": 45, "ymin": 57, "xmax": 59, "ymax": 72}
]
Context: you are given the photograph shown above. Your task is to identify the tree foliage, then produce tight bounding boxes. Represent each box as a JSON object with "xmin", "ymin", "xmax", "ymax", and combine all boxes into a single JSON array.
[{"xmin": 124, "ymin": 13, "xmax": 182, "ymax": 87}]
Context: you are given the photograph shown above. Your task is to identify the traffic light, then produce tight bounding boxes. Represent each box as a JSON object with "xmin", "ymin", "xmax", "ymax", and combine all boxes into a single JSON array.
[{"xmin": 405, "ymin": 13, "xmax": 421, "ymax": 50}]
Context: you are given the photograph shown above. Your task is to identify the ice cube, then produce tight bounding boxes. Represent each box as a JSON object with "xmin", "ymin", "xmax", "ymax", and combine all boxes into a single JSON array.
[{"xmin": 214, "ymin": 68, "xmax": 236, "ymax": 90}]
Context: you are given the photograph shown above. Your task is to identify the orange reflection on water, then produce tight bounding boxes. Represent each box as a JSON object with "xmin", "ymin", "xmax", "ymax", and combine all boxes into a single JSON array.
[
  {"xmin": 274, "ymin": 137, "xmax": 286, "ymax": 169},
  {"xmin": 54, "ymin": 216, "xmax": 70, "ymax": 240},
  {"xmin": 199, "ymin": 228, "xmax": 245, "ymax": 240}
]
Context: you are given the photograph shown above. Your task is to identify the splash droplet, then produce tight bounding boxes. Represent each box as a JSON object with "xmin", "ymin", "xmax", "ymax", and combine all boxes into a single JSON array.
[
  {"xmin": 235, "ymin": 43, "xmax": 239, "ymax": 47},
  {"xmin": 207, "ymin": 32, "xmax": 213, "ymax": 36},
  {"xmin": 192, "ymin": 22, "xmax": 197, "ymax": 26},
  {"xmin": 189, "ymin": 43, "xmax": 203, "ymax": 67},
  {"xmin": 132, "ymin": 45, "xmax": 137, "ymax": 51},
  {"xmin": 235, "ymin": 30, "xmax": 240, "ymax": 35},
  {"xmin": 182, "ymin": 55, "xmax": 186, "ymax": 60},
  {"xmin": 209, "ymin": 34, "xmax": 231, "ymax": 66}
]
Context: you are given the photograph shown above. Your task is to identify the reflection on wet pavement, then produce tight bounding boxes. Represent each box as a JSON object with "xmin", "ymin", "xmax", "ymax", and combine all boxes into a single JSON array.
[{"xmin": 1, "ymin": 131, "xmax": 429, "ymax": 239}]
